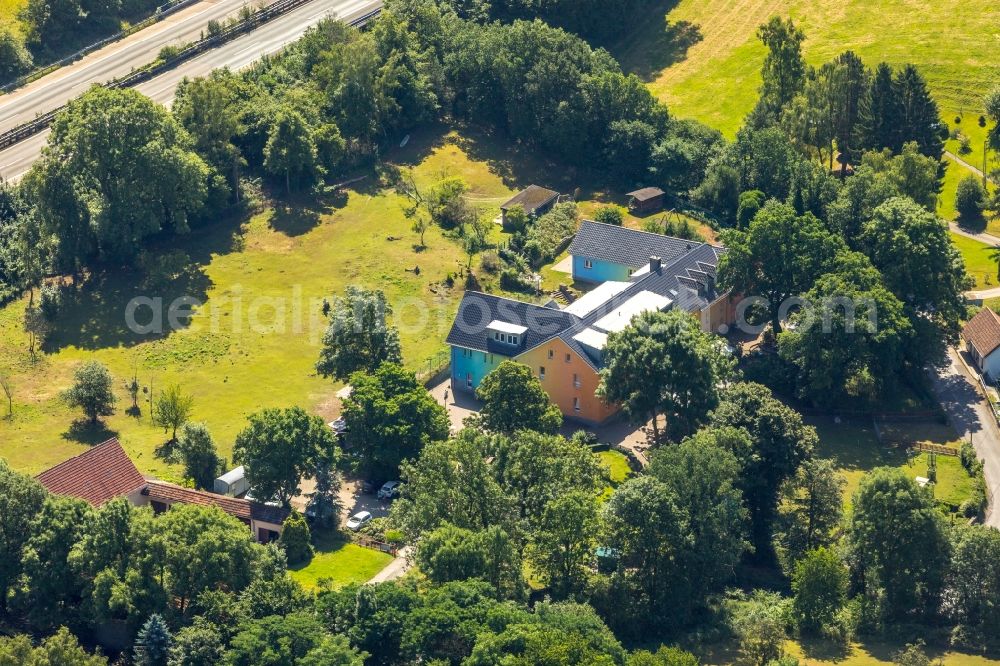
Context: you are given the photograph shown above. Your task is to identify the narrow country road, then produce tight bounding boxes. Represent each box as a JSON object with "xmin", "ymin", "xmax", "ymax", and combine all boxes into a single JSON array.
[
  {"xmin": 945, "ymin": 150, "xmax": 995, "ymax": 184},
  {"xmin": 927, "ymin": 347, "xmax": 1000, "ymax": 527},
  {"xmin": 948, "ymin": 223, "xmax": 1000, "ymax": 300}
]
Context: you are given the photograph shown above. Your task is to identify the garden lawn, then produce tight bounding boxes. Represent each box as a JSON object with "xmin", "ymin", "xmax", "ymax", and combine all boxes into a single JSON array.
[
  {"xmin": 597, "ymin": 449, "xmax": 633, "ymax": 501},
  {"xmin": 806, "ymin": 415, "xmax": 973, "ymax": 510},
  {"xmin": 288, "ymin": 533, "xmax": 394, "ymax": 590},
  {"xmin": 951, "ymin": 231, "xmax": 998, "ymax": 290},
  {"xmin": 616, "ymin": 0, "xmax": 1000, "ymax": 138},
  {"xmin": 0, "ymin": 128, "xmax": 528, "ymax": 477}
]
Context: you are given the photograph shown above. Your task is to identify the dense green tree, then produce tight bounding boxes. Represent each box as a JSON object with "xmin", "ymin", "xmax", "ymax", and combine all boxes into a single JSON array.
[
  {"xmin": 0, "ymin": 29, "xmax": 32, "ymax": 81},
  {"xmin": 153, "ymin": 384, "xmax": 194, "ymax": 443},
  {"xmin": 856, "ymin": 62, "xmax": 901, "ymax": 154},
  {"xmin": 736, "ymin": 190, "xmax": 765, "ymax": 229},
  {"xmin": 392, "ymin": 429, "xmax": 514, "ymax": 538},
  {"xmin": 598, "ymin": 309, "xmax": 734, "ymax": 442},
  {"xmin": 712, "ymin": 382, "xmax": 816, "ymax": 555},
  {"xmin": 342, "ymin": 362, "xmax": 449, "ymax": 479},
  {"xmin": 0, "ymin": 627, "xmax": 107, "ymax": 665},
  {"xmin": 777, "ymin": 252, "xmax": 911, "ymax": 405},
  {"xmin": 315, "ymin": 582, "xmax": 420, "ymax": 666},
  {"xmin": 168, "ymin": 621, "xmax": 224, "ymax": 666},
  {"xmin": 24, "ymin": 87, "xmax": 209, "ymax": 265},
  {"xmin": 847, "ymin": 467, "xmax": 951, "ymax": 622},
  {"xmin": 733, "ymin": 591, "xmax": 790, "ymax": 666},
  {"xmin": 627, "ymin": 646, "xmax": 699, "ymax": 666},
  {"xmin": 774, "ymin": 458, "xmax": 845, "ymax": 567},
  {"xmin": 603, "ymin": 475, "xmax": 686, "ymax": 627},
  {"xmin": 17, "ymin": 495, "xmax": 93, "ymax": 631},
  {"xmin": 278, "ymin": 510, "xmax": 313, "ymax": 565},
  {"xmin": 945, "ymin": 526, "xmax": 1000, "ymax": 646},
  {"xmin": 792, "ymin": 547, "xmax": 848, "ymax": 634},
  {"xmin": 475, "ymin": 361, "xmax": 562, "ymax": 435},
  {"xmin": 234, "ymin": 407, "xmax": 338, "ymax": 506},
  {"xmin": 830, "ymin": 51, "xmax": 870, "ymax": 172},
  {"xmin": 986, "ymin": 86, "xmax": 1000, "ymax": 157},
  {"xmin": 528, "ymin": 490, "xmax": 600, "ymax": 598},
  {"xmin": 134, "ymin": 614, "xmax": 172, "ymax": 666},
  {"xmin": 63, "ymin": 360, "xmax": 116, "ymax": 424},
  {"xmin": 751, "ymin": 17, "xmax": 806, "ymax": 126},
  {"xmin": 0, "ymin": 460, "xmax": 47, "ymax": 614},
  {"xmin": 415, "ymin": 523, "xmax": 523, "ymax": 598},
  {"xmin": 719, "ymin": 201, "xmax": 845, "ymax": 333},
  {"xmin": 225, "ymin": 612, "xmax": 329, "ymax": 666},
  {"xmin": 175, "ymin": 422, "xmax": 222, "ymax": 491},
  {"xmin": 173, "ymin": 74, "xmax": 243, "ymax": 197},
  {"xmin": 955, "ymin": 175, "xmax": 987, "ymax": 221},
  {"xmin": 316, "ymin": 286, "xmax": 402, "ymax": 381},
  {"xmin": 860, "ymin": 196, "xmax": 969, "ymax": 359},
  {"xmin": 298, "ymin": 635, "xmax": 367, "ymax": 666},
  {"xmin": 648, "ymin": 429, "xmax": 749, "ymax": 602},
  {"xmin": 264, "ymin": 107, "xmax": 319, "ymax": 193},
  {"xmin": 649, "ymin": 118, "xmax": 725, "ymax": 193},
  {"xmin": 894, "ymin": 64, "xmax": 944, "ymax": 160}
]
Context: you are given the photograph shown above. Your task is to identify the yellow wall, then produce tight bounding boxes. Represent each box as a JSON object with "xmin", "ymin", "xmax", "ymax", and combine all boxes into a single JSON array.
[{"xmin": 516, "ymin": 337, "xmax": 618, "ymax": 426}]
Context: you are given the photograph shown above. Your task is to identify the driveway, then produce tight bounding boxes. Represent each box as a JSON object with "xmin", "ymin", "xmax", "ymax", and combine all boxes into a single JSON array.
[{"xmin": 927, "ymin": 347, "xmax": 1000, "ymax": 527}]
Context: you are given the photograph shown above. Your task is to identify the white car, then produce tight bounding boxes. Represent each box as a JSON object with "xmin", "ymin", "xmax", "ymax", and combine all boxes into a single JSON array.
[
  {"xmin": 346, "ymin": 511, "xmax": 373, "ymax": 531},
  {"xmin": 377, "ymin": 481, "xmax": 401, "ymax": 500},
  {"xmin": 328, "ymin": 417, "xmax": 348, "ymax": 435}
]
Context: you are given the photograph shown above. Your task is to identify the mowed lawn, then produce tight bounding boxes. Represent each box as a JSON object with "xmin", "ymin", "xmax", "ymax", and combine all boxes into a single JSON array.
[
  {"xmin": 0, "ymin": 128, "xmax": 525, "ymax": 477},
  {"xmin": 806, "ymin": 415, "xmax": 973, "ymax": 510},
  {"xmin": 950, "ymin": 231, "xmax": 998, "ymax": 290},
  {"xmin": 617, "ymin": 0, "xmax": 1000, "ymax": 138},
  {"xmin": 288, "ymin": 532, "xmax": 394, "ymax": 591}
]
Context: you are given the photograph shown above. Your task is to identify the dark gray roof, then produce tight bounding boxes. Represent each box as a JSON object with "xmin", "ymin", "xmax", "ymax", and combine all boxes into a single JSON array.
[
  {"xmin": 500, "ymin": 185, "xmax": 560, "ymax": 213},
  {"xmin": 568, "ymin": 220, "xmax": 696, "ymax": 270},
  {"xmin": 445, "ymin": 293, "xmax": 578, "ymax": 355},
  {"xmin": 626, "ymin": 187, "xmax": 666, "ymax": 201},
  {"xmin": 447, "ymin": 242, "xmax": 727, "ymax": 371}
]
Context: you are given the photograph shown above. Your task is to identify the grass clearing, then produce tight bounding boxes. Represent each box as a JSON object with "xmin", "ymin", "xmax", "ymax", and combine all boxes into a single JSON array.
[
  {"xmin": 0, "ymin": 128, "xmax": 532, "ymax": 477},
  {"xmin": 597, "ymin": 449, "xmax": 633, "ymax": 502},
  {"xmin": 806, "ymin": 415, "xmax": 973, "ymax": 510},
  {"xmin": 950, "ymin": 231, "xmax": 998, "ymax": 289},
  {"xmin": 288, "ymin": 531, "xmax": 394, "ymax": 590},
  {"xmin": 617, "ymin": 0, "xmax": 1000, "ymax": 138}
]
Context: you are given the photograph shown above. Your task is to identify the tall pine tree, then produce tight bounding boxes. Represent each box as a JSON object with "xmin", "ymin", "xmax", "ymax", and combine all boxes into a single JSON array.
[
  {"xmin": 895, "ymin": 64, "xmax": 944, "ymax": 160},
  {"xmin": 134, "ymin": 614, "xmax": 172, "ymax": 666},
  {"xmin": 855, "ymin": 62, "xmax": 901, "ymax": 154}
]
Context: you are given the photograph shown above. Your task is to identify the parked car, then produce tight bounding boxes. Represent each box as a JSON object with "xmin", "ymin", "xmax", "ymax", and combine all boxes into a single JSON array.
[
  {"xmin": 360, "ymin": 479, "xmax": 376, "ymax": 494},
  {"xmin": 346, "ymin": 511, "xmax": 373, "ymax": 531},
  {"xmin": 304, "ymin": 497, "xmax": 333, "ymax": 522},
  {"xmin": 377, "ymin": 481, "xmax": 401, "ymax": 500}
]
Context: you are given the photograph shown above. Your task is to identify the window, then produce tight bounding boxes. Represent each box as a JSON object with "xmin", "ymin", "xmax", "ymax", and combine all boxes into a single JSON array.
[
  {"xmin": 511, "ymin": 335, "xmax": 518, "ymax": 345},
  {"xmin": 539, "ymin": 366, "xmax": 546, "ymax": 380},
  {"xmin": 489, "ymin": 354, "xmax": 495, "ymax": 363},
  {"xmin": 565, "ymin": 353, "xmax": 571, "ymax": 363},
  {"xmin": 573, "ymin": 373, "xmax": 581, "ymax": 389},
  {"xmin": 584, "ymin": 259, "xmax": 593, "ymax": 269},
  {"xmin": 548, "ymin": 349, "xmax": 554, "ymax": 360},
  {"xmin": 466, "ymin": 373, "xmax": 473, "ymax": 388},
  {"xmin": 573, "ymin": 397, "xmax": 581, "ymax": 413},
  {"xmin": 483, "ymin": 353, "xmax": 488, "ymax": 361},
  {"xmin": 628, "ymin": 268, "xmax": 634, "ymax": 276}
]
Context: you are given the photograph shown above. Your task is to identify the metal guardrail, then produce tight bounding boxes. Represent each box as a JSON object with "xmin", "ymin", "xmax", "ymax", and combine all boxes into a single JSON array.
[
  {"xmin": 0, "ymin": 0, "xmax": 202, "ymax": 94},
  {"xmin": 0, "ymin": 3, "xmax": 382, "ymax": 152}
]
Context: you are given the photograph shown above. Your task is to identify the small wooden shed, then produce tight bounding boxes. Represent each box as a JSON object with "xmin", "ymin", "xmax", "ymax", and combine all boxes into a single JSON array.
[
  {"xmin": 500, "ymin": 185, "xmax": 560, "ymax": 230},
  {"xmin": 626, "ymin": 187, "xmax": 666, "ymax": 215}
]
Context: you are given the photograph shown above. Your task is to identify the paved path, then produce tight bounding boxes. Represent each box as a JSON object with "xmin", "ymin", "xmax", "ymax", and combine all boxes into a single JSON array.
[
  {"xmin": 945, "ymin": 150, "xmax": 994, "ymax": 184},
  {"xmin": 368, "ymin": 546, "xmax": 412, "ymax": 583},
  {"xmin": 926, "ymin": 347, "xmax": 1000, "ymax": 527}
]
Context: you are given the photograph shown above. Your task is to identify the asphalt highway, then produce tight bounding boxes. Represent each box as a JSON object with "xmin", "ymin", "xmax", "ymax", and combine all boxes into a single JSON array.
[{"xmin": 0, "ymin": 0, "xmax": 381, "ymax": 181}]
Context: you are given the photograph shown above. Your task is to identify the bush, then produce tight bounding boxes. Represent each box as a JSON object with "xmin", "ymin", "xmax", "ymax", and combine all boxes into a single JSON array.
[
  {"xmin": 524, "ymin": 202, "xmax": 578, "ymax": 266},
  {"xmin": 593, "ymin": 205, "xmax": 624, "ymax": 226},
  {"xmin": 38, "ymin": 284, "xmax": 63, "ymax": 321},
  {"xmin": 955, "ymin": 175, "xmax": 986, "ymax": 220},
  {"xmin": 279, "ymin": 510, "xmax": 313, "ymax": 565},
  {"xmin": 479, "ymin": 251, "xmax": 501, "ymax": 274}
]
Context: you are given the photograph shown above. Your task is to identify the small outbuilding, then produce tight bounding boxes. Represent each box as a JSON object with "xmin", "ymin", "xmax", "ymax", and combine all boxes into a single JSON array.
[
  {"xmin": 962, "ymin": 307, "xmax": 1000, "ymax": 381},
  {"xmin": 499, "ymin": 185, "xmax": 560, "ymax": 230},
  {"xmin": 214, "ymin": 465, "xmax": 248, "ymax": 497},
  {"xmin": 626, "ymin": 187, "xmax": 666, "ymax": 215}
]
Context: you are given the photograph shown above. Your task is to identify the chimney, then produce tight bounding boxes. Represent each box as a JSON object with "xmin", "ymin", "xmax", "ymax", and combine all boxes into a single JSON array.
[{"xmin": 649, "ymin": 256, "xmax": 661, "ymax": 273}]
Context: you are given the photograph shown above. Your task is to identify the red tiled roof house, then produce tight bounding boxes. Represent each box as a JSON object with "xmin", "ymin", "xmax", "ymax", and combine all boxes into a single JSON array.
[
  {"xmin": 962, "ymin": 308, "xmax": 1000, "ymax": 381},
  {"xmin": 36, "ymin": 438, "xmax": 287, "ymax": 543}
]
